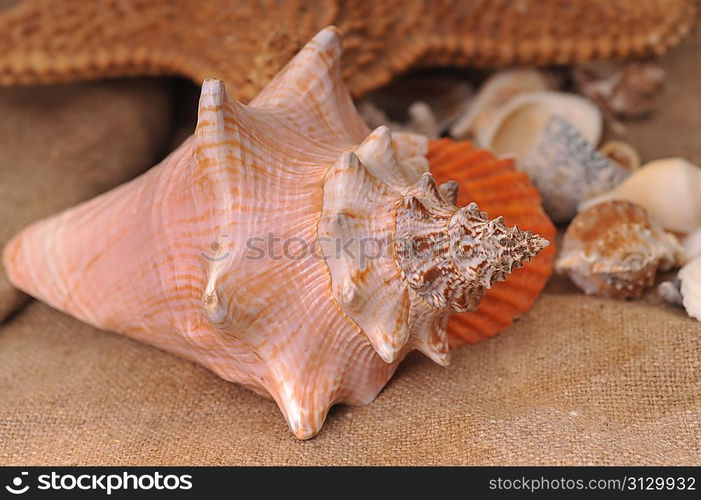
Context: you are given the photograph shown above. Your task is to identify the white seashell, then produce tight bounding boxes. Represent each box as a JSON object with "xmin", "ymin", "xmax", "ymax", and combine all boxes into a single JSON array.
[
  {"xmin": 599, "ymin": 140, "xmax": 641, "ymax": 172},
  {"xmin": 679, "ymin": 256, "xmax": 701, "ymax": 320},
  {"xmin": 358, "ymin": 100, "xmax": 442, "ymax": 138},
  {"xmin": 556, "ymin": 201, "xmax": 685, "ymax": 299},
  {"xmin": 580, "ymin": 158, "xmax": 701, "ymax": 234},
  {"xmin": 359, "ymin": 73, "xmax": 472, "ymax": 138},
  {"xmin": 520, "ymin": 116, "xmax": 630, "ymax": 222},
  {"xmin": 450, "ymin": 69, "xmax": 551, "ymax": 140},
  {"xmin": 658, "ymin": 277, "xmax": 684, "ymax": 307},
  {"xmin": 478, "ymin": 91, "xmax": 603, "ymax": 159}
]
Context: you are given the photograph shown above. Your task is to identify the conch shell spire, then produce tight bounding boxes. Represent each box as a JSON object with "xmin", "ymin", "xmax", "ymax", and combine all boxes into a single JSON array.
[
  {"xmin": 395, "ymin": 174, "xmax": 548, "ymax": 312},
  {"xmin": 2, "ymin": 27, "xmax": 548, "ymax": 439}
]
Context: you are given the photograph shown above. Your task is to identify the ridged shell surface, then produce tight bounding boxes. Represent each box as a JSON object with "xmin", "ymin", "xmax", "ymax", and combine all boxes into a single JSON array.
[
  {"xmin": 428, "ymin": 139, "xmax": 556, "ymax": 345},
  {"xmin": 2, "ymin": 28, "xmax": 548, "ymax": 439}
]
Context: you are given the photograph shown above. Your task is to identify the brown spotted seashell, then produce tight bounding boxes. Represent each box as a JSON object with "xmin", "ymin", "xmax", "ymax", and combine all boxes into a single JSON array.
[{"xmin": 556, "ymin": 201, "xmax": 684, "ymax": 299}]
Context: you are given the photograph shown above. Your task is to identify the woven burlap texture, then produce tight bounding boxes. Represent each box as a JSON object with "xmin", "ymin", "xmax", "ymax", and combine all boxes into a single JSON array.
[{"xmin": 0, "ymin": 29, "xmax": 699, "ymax": 466}]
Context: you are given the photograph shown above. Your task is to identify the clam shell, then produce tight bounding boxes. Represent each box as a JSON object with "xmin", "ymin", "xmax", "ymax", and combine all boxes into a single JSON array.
[
  {"xmin": 556, "ymin": 201, "xmax": 685, "ymax": 299},
  {"xmin": 479, "ymin": 91, "xmax": 602, "ymax": 159},
  {"xmin": 450, "ymin": 69, "xmax": 551, "ymax": 140},
  {"xmin": 581, "ymin": 158, "xmax": 701, "ymax": 234},
  {"xmin": 520, "ymin": 116, "xmax": 631, "ymax": 222},
  {"xmin": 428, "ymin": 138, "xmax": 557, "ymax": 345}
]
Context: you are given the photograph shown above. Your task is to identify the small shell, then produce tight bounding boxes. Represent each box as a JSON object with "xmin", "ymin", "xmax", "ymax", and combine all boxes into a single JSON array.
[
  {"xmin": 599, "ymin": 140, "xmax": 641, "ymax": 172},
  {"xmin": 358, "ymin": 100, "xmax": 441, "ymax": 138},
  {"xmin": 359, "ymin": 73, "xmax": 472, "ymax": 137},
  {"xmin": 679, "ymin": 256, "xmax": 701, "ymax": 320},
  {"xmin": 428, "ymin": 138, "xmax": 557, "ymax": 345},
  {"xmin": 478, "ymin": 91, "xmax": 603, "ymax": 159},
  {"xmin": 581, "ymin": 158, "xmax": 701, "ymax": 234},
  {"xmin": 520, "ymin": 116, "xmax": 630, "ymax": 223},
  {"xmin": 556, "ymin": 201, "xmax": 685, "ymax": 299},
  {"xmin": 450, "ymin": 69, "xmax": 552, "ymax": 141},
  {"xmin": 573, "ymin": 61, "xmax": 665, "ymax": 119},
  {"xmin": 658, "ymin": 277, "xmax": 684, "ymax": 307}
]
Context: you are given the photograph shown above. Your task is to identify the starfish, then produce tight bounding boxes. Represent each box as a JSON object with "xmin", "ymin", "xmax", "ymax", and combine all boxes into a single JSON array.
[{"xmin": 0, "ymin": 0, "xmax": 697, "ymax": 102}]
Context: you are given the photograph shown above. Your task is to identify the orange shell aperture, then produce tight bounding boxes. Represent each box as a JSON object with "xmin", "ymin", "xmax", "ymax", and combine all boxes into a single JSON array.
[{"xmin": 428, "ymin": 138, "xmax": 557, "ymax": 346}]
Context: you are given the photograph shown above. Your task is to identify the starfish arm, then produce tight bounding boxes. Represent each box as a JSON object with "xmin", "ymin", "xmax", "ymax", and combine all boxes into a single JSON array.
[{"xmin": 0, "ymin": 0, "xmax": 697, "ymax": 101}]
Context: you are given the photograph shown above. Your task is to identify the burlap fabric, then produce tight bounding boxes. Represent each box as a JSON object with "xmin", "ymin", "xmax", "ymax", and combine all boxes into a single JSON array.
[
  {"xmin": 0, "ymin": 79, "xmax": 173, "ymax": 321},
  {"xmin": 0, "ymin": 31, "xmax": 699, "ymax": 466}
]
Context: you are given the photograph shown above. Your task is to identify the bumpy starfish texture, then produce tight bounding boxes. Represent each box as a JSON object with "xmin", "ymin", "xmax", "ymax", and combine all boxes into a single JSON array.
[{"xmin": 0, "ymin": 0, "xmax": 697, "ymax": 101}]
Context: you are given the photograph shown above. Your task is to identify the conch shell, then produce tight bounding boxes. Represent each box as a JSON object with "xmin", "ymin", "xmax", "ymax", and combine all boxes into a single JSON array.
[
  {"xmin": 2, "ymin": 28, "xmax": 548, "ymax": 439},
  {"xmin": 556, "ymin": 201, "xmax": 684, "ymax": 299},
  {"xmin": 428, "ymin": 139, "xmax": 557, "ymax": 345},
  {"xmin": 581, "ymin": 158, "xmax": 701, "ymax": 234}
]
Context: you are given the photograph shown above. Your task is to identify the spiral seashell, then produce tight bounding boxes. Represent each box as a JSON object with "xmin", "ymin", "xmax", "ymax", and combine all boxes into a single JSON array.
[
  {"xmin": 581, "ymin": 158, "xmax": 701, "ymax": 234},
  {"xmin": 599, "ymin": 140, "xmax": 641, "ymax": 172},
  {"xmin": 520, "ymin": 116, "xmax": 630, "ymax": 223},
  {"xmin": 1, "ymin": 27, "xmax": 549, "ymax": 439},
  {"xmin": 556, "ymin": 201, "xmax": 684, "ymax": 299},
  {"xmin": 427, "ymin": 139, "xmax": 557, "ymax": 345}
]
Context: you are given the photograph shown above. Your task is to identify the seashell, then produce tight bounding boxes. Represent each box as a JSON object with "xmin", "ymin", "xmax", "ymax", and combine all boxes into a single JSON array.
[
  {"xmin": 358, "ymin": 100, "xmax": 442, "ymax": 139},
  {"xmin": 599, "ymin": 140, "xmax": 641, "ymax": 172},
  {"xmin": 428, "ymin": 139, "xmax": 557, "ymax": 345},
  {"xmin": 478, "ymin": 91, "xmax": 603, "ymax": 159},
  {"xmin": 658, "ymin": 277, "xmax": 684, "ymax": 307},
  {"xmin": 682, "ymin": 227, "xmax": 701, "ymax": 261},
  {"xmin": 520, "ymin": 116, "xmax": 630, "ymax": 223},
  {"xmin": 1, "ymin": 28, "xmax": 549, "ymax": 439},
  {"xmin": 679, "ymin": 256, "xmax": 701, "ymax": 320},
  {"xmin": 450, "ymin": 69, "xmax": 551, "ymax": 141},
  {"xmin": 556, "ymin": 201, "xmax": 684, "ymax": 299},
  {"xmin": 573, "ymin": 61, "xmax": 665, "ymax": 119},
  {"xmin": 0, "ymin": 1, "xmax": 696, "ymax": 101},
  {"xmin": 581, "ymin": 158, "xmax": 701, "ymax": 234},
  {"xmin": 359, "ymin": 72, "xmax": 473, "ymax": 137}
]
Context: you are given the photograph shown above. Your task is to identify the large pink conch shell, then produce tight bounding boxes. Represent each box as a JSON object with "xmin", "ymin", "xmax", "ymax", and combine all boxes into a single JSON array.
[{"xmin": 2, "ymin": 27, "xmax": 548, "ymax": 439}]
